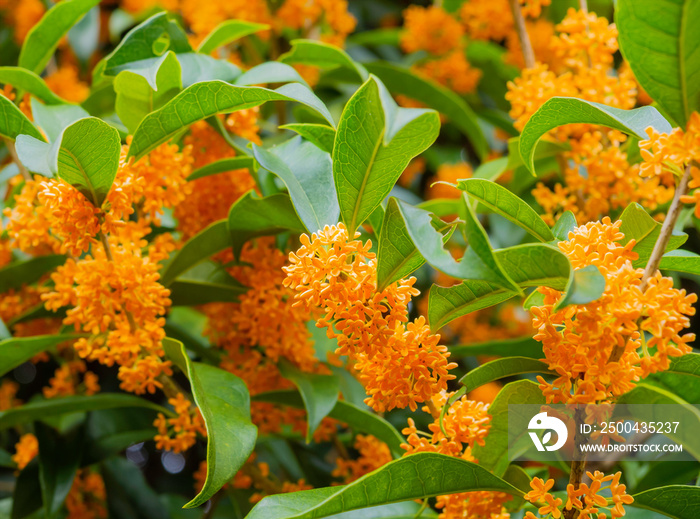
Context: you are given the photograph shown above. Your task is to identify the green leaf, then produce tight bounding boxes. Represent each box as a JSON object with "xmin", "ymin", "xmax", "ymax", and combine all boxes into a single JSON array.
[
  {"xmin": 457, "ymin": 178, "xmax": 554, "ymax": 242},
  {"xmin": 278, "ymin": 359, "xmax": 340, "ymax": 443},
  {"xmin": 160, "ymin": 220, "xmax": 230, "ymax": 287},
  {"xmin": 619, "ymin": 203, "xmax": 688, "ymax": 267},
  {"xmin": 197, "ymin": 20, "xmax": 269, "ymax": 55},
  {"xmin": 617, "ymin": 0, "xmax": 700, "ymax": 127},
  {"xmin": 177, "ymin": 53, "xmax": 241, "ymax": 87},
  {"xmin": 631, "ymin": 485, "xmax": 700, "ymax": 519},
  {"xmin": 36, "ymin": 422, "xmax": 83, "ymax": 518},
  {"xmin": 31, "ymin": 100, "xmax": 91, "ymax": 142},
  {"xmin": 102, "ymin": 12, "xmax": 192, "ymax": 76},
  {"xmin": 550, "ymin": 211, "xmax": 577, "ymax": 241},
  {"xmin": 659, "ymin": 249, "xmax": 700, "ymax": 275},
  {"xmin": 246, "ymin": 452, "xmax": 522, "ymax": 519},
  {"xmin": 428, "ymin": 243, "xmax": 571, "ymax": 330},
  {"xmin": 169, "ymin": 261, "xmax": 248, "ymax": 306},
  {"xmin": 163, "ymin": 338, "xmax": 257, "ymax": 508},
  {"xmin": 12, "ymin": 463, "xmax": 42, "ymax": 519},
  {"xmin": 449, "ymin": 337, "xmax": 543, "ymax": 359},
  {"xmin": 553, "ymin": 265, "xmax": 606, "ymax": 311},
  {"xmin": 472, "ymin": 380, "xmax": 545, "ymax": 476},
  {"xmin": 227, "ymin": 191, "xmax": 306, "ymax": 258},
  {"xmin": 0, "ymin": 255, "xmax": 65, "ymax": 294},
  {"xmin": 253, "ymin": 390, "xmax": 404, "ymax": 457},
  {"xmin": 377, "ymin": 197, "xmax": 454, "ymax": 291},
  {"xmin": 506, "ymin": 137, "xmax": 570, "ymax": 171},
  {"xmin": 318, "ymin": 503, "xmax": 436, "ymax": 519},
  {"xmin": 281, "ymin": 123, "xmax": 335, "ymax": 153},
  {"xmin": 253, "ymin": 136, "xmax": 339, "ymax": 232},
  {"xmin": 365, "ymin": 62, "xmax": 489, "ymax": 160},
  {"xmin": 102, "ymin": 457, "xmax": 169, "ymax": 519},
  {"xmin": 0, "ymin": 67, "xmax": 68, "ymax": 105},
  {"xmin": 280, "ymin": 39, "xmax": 368, "ymax": 82},
  {"xmin": 667, "ymin": 352, "xmax": 700, "ymax": 377},
  {"xmin": 0, "ymin": 334, "xmax": 84, "ymax": 377},
  {"xmin": 519, "ymin": 98, "xmax": 672, "ymax": 174},
  {"xmin": 188, "ymin": 156, "xmax": 255, "ymax": 181},
  {"xmin": 333, "ymin": 76, "xmax": 440, "ymax": 233},
  {"xmin": 459, "ymin": 357, "xmax": 552, "ymax": 391},
  {"xmin": 19, "ymin": 0, "xmax": 101, "ymax": 74},
  {"xmin": 0, "ymin": 94, "xmax": 44, "ymax": 141},
  {"xmin": 129, "ymin": 81, "xmax": 334, "ymax": 161},
  {"xmin": 234, "ymin": 62, "xmax": 309, "ymax": 87},
  {"xmin": 114, "ymin": 51, "xmax": 182, "ymax": 134},
  {"xmin": 0, "ymin": 394, "xmax": 171, "ymax": 430},
  {"xmin": 68, "ymin": 5, "xmax": 99, "ymax": 63}
]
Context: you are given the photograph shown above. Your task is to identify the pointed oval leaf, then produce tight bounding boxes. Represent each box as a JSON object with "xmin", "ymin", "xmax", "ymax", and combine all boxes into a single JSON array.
[
  {"xmin": 619, "ymin": 203, "xmax": 687, "ymax": 267},
  {"xmin": 0, "ymin": 255, "xmax": 66, "ymax": 294},
  {"xmin": 0, "ymin": 334, "xmax": 85, "ymax": 377},
  {"xmin": 246, "ymin": 452, "xmax": 521, "ymax": 519},
  {"xmin": 333, "ymin": 76, "xmax": 440, "ymax": 233},
  {"xmin": 36, "ymin": 423, "xmax": 82, "ymax": 518},
  {"xmin": 365, "ymin": 62, "xmax": 489, "ymax": 160},
  {"xmin": 458, "ymin": 179, "xmax": 554, "ymax": 242},
  {"xmin": 0, "ymin": 67, "xmax": 68, "ymax": 105},
  {"xmin": 0, "ymin": 94, "xmax": 44, "ymax": 141},
  {"xmin": 188, "ymin": 156, "xmax": 255, "ymax": 181},
  {"xmin": 169, "ymin": 261, "xmax": 247, "ymax": 306},
  {"xmin": 550, "ymin": 211, "xmax": 577, "ymax": 241},
  {"xmin": 163, "ymin": 338, "xmax": 257, "ymax": 508},
  {"xmin": 31, "ymin": 100, "xmax": 91, "ymax": 143},
  {"xmin": 197, "ymin": 20, "xmax": 269, "ymax": 55},
  {"xmin": 19, "ymin": 0, "xmax": 100, "ymax": 74},
  {"xmin": 129, "ymin": 81, "xmax": 334, "ymax": 161},
  {"xmin": 519, "ymin": 98, "xmax": 672, "ymax": 174},
  {"xmin": 234, "ymin": 62, "xmax": 309, "ymax": 87},
  {"xmin": 281, "ymin": 123, "xmax": 335, "ymax": 153},
  {"xmin": 659, "ymin": 249, "xmax": 700, "ymax": 275},
  {"xmin": 667, "ymin": 352, "xmax": 700, "ymax": 377},
  {"xmin": 553, "ymin": 265, "xmax": 606, "ymax": 311},
  {"xmin": 253, "ymin": 137, "xmax": 339, "ymax": 233},
  {"xmin": 631, "ymin": 485, "xmax": 700, "ymax": 519},
  {"xmin": 280, "ymin": 39, "xmax": 368, "ymax": 82},
  {"xmin": 459, "ymin": 357, "xmax": 553, "ymax": 392},
  {"xmin": 617, "ymin": 0, "xmax": 700, "ymax": 127},
  {"xmin": 278, "ymin": 359, "xmax": 340, "ymax": 443}
]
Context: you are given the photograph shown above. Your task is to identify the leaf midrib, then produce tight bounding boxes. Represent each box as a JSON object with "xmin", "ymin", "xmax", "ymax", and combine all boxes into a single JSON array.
[
  {"xmin": 349, "ymin": 127, "xmax": 385, "ymax": 233},
  {"xmin": 60, "ymin": 147, "xmax": 99, "ymax": 206},
  {"xmin": 680, "ymin": 0, "xmax": 690, "ymax": 122}
]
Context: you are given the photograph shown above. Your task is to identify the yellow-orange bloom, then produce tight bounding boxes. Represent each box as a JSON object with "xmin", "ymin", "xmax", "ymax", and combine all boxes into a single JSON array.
[
  {"xmin": 401, "ymin": 6, "xmax": 464, "ymax": 56},
  {"xmin": 332, "ymin": 435, "xmax": 392, "ymax": 483},
  {"xmin": 154, "ymin": 393, "xmax": 207, "ymax": 453},
  {"xmin": 13, "ymin": 433, "xmax": 38, "ymax": 470},
  {"xmin": 45, "ymin": 65, "xmax": 90, "ymax": 103},
  {"xmin": 65, "ymin": 469, "xmax": 108, "ymax": 519}
]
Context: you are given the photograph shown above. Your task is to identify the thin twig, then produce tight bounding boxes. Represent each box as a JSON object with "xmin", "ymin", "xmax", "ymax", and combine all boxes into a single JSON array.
[
  {"xmin": 508, "ymin": 0, "xmax": 535, "ymax": 69},
  {"xmin": 426, "ymin": 399, "xmax": 441, "ymax": 420},
  {"xmin": 3, "ymin": 137, "xmax": 31, "ymax": 181}
]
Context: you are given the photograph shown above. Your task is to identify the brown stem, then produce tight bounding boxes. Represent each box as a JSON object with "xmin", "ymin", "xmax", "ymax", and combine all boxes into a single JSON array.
[
  {"xmin": 3, "ymin": 138, "xmax": 31, "ymax": 181},
  {"xmin": 564, "ymin": 406, "xmax": 588, "ymax": 519},
  {"xmin": 508, "ymin": 0, "xmax": 535, "ymax": 69},
  {"xmin": 579, "ymin": 0, "xmax": 589, "ymax": 13},
  {"xmin": 608, "ymin": 164, "xmax": 692, "ymax": 363},
  {"xmin": 242, "ymin": 463, "xmax": 283, "ymax": 494},
  {"xmin": 332, "ymin": 433, "xmax": 350, "ymax": 460},
  {"xmin": 426, "ymin": 399, "xmax": 441, "ymax": 420}
]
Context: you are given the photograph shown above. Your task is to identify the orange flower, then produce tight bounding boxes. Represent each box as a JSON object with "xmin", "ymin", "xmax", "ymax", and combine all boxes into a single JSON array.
[
  {"xmin": 332, "ymin": 435, "xmax": 392, "ymax": 483},
  {"xmin": 520, "ymin": 0, "xmax": 551, "ymax": 19},
  {"xmin": 413, "ymin": 50, "xmax": 482, "ymax": 95},
  {"xmin": 0, "ymin": 380, "xmax": 20, "ymax": 411},
  {"xmin": 460, "ymin": 0, "xmax": 513, "ymax": 41},
  {"xmin": 401, "ymin": 6, "xmax": 464, "ymax": 56},
  {"xmin": 43, "ymin": 360, "xmax": 99, "ymax": 398},
  {"xmin": 13, "ymin": 433, "xmax": 38, "ymax": 470},
  {"xmin": 65, "ymin": 469, "xmax": 108, "ymax": 519},
  {"xmin": 45, "ymin": 65, "xmax": 90, "ymax": 103},
  {"xmin": 225, "ymin": 107, "xmax": 262, "ymax": 144},
  {"xmin": 9, "ymin": 0, "xmax": 44, "ymax": 44},
  {"xmin": 154, "ymin": 392, "xmax": 207, "ymax": 453},
  {"xmin": 427, "ymin": 162, "xmax": 473, "ymax": 200}
]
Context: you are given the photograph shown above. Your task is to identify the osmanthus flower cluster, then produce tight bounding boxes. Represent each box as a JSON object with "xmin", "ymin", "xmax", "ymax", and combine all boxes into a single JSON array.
[
  {"xmin": 283, "ymin": 223, "xmax": 457, "ymax": 412},
  {"xmin": 524, "ymin": 473, "xmax": 633, "ymax": 519},
  {"xmin": 531, "ymin": 218, "xmax": 696, "ymax": 404}
]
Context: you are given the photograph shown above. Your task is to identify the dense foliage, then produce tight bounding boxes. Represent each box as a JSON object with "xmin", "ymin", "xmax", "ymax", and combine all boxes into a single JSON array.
[{"xmin": 0, "ymin": 0, "xmax": 699, "ymax": 518}]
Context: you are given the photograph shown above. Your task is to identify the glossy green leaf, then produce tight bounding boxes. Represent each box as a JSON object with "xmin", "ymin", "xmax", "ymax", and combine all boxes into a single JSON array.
[
  {"xmin": 457, "ymin": 178, "xmax": 554, "ymax": 242},
  {"xmin": 163, "ymin": 338, "xmax": 257, "ymax": 508},
  {"xmin": 0, "ymin": 255, "xmax": 65, "ymax": 294},
  {"xmin": 333, "ymin": 76, "xmax": 440, "ymax": 233},
  {"xmin": 550, "ymin": 211, "xmax": 577, "ymax": 241},
  {"xmin": 0, "ymin": 394, "xmax": 171, "ymax": 430},
  {"xmin": 129, "ymin": 81, "xmax": 333, "ymax": 160},
  {"xmin": 114, "ymin": 51, "xmax": 182, "ymax": 133},
  {"xmin": 19, "ymin": 0, "xmax": 100, "ymax": 74},
  {"xmin": 278, "ymin": 359, "xmax": 340, "ymax": 443},
  {"xmin": 365, "ymin": 62, "xmax": 488, "ymax": 160},
  {"xmin": 31, "ymin": 100, "xmax": 91, "ymax": 142},
  {"xmin": 160, "ymin": 220, "xmax": 230, "ymax": 287},
  {"xmin": 234, "ymin": 62, "xmax": 309, "ymax": 87},
  {"xmin": 347, "ymin": 28, "xmax": 401, "ymax": 46},
  {"xmin": 0, "ymin": 67, "xmax": 67, "ymax": 105},
  {"xmin": 0, "ymin": 94, "xmax": 44, "ymax": 141},
  {"xmin": 619, "ymin": 203, "xmax": 688, "ymax": 267},
  {"xmin": 631, "ymin": 485, "xmax": 700, "ymax": 519},
  {"xmin": 450, "ymin": 337, "xmax": 543, "ymax": 359},
  {"xmin": 253, "ymin": 390, "xmax": 404, "ymax": 456},
  {"xmin": 253, "ymin": 136, "xmax": 339, "ymax": 233},
  {"xmin": 459, "ymin": 357, "xmax": 552, "ymax": 391},
  {"xmin": 281, "ymin": 123, "xmax": 335, "ymax": 153},
  {"xmin": 0, "ymin": 334, "xmax": 84, "ymax": 377},
  {"xmin": 169, "ymin": 261, "xmax": 248, "ymax": 306},
  {"xmin": 102, "ymin": 12, "xmax": 192, "ymax": 76},
  {"xmin": 667, "ymin": 353, "xmax": 700, "ymax": 377},
  {"xmin": 102, "ymin": 457, "xmax": 169, "ymax": 519},
  {"xmin": 177, "ymin": 53, "xmax": 241, "ymax": 87},
  {"xmin": 228, "ymin": 191, "xmax": 306, "ymax": 258},
  {"xmin": 428, "ymin": 243, "xmax": 570, "ymax": 330},
  {"xmin": 280, "ymin": 39, "xmax": 368, "ymax": 82},
  {"xmin": 197, "ymin": 20, "xmax": 269, "ymax": 55},
  {"xmin": 318, "ymin": 503, "xmax": 436, "ymax": 519},
  {"xmin": 187, "ymin": 156, "xmax": 255, "ymax": 181},
  {"xmin": 377, "ymin": 197, "xmax": 454, "ymax": 291},
  {"xmin": 67, "ymin": 4, "xmax": 99, "ymax": 63},
  {"xmin": 36, "ymin": 422, "xmax": 83, "ymax": 518},
  {"xmin": 553, "ymin": 265, "xmax": 606, "ymax": 311},
  {"xmin": 506, "ymin": 137, "xmax": 569, "ymax": 171},
  {"xmin": 246, "ymin": 452, "xmax": 521, "ymax": 519},
  {"xmin": 617, "ymin": 0, "xmax": 700, "ymax": 127},
  {"xmin": 472, "ymin": 380, "xmax": 545, "ymax": 476},
  {"xmin": 659, "ymin": 249, "xmax": 700, "ymax": 275},
  {"xmin": 519, "ymin": 98, "xmax": 672, "ymax": 174}
]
